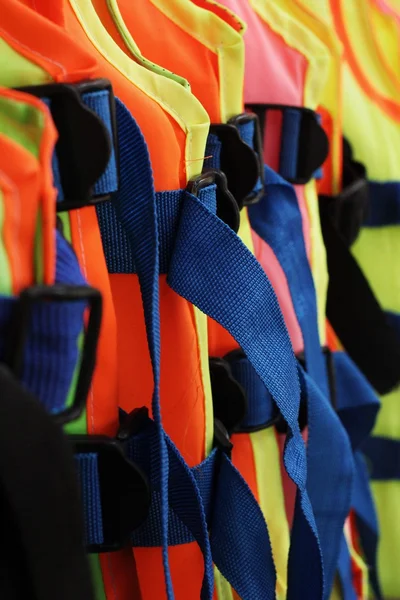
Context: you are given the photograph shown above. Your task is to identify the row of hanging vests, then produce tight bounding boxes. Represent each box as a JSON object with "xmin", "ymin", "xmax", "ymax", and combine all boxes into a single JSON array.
[{"xmin": 0, "ymin": 1, "xmax": 399, "ymax": 599}]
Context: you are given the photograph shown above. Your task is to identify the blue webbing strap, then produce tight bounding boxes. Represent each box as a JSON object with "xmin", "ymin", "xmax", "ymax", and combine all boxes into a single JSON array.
[
  {"xmin": 280, "ymin": 108, "xmax": 302, "ymax": 182},
  {"xmin": 334, "ymin": 352, "xmax": 380, "ymax": 453},
  {"xmin": 229, "ymin": 353, "xmax": 276, "ymax": 429},
  {"xmin": 166, "ymin": 184, "xmax": 324, "ymax": 600},
  {"xmin": 0, "ymin": 230, "xmax": 86, "ymax": 415},
  {"xmin": 362, "ymin": 436, "xmax": 400, "ymax": 480},
  {"xmin": 249, "ymin": 165, "xmax": 353, "ymax": 598},
  {"xmin": 235, "ymin": 120, "xmax": 264, "ymax": 196},
  {"xmin": 337, "ymin": 535, "xmax": 358, "ymax": 600},
  {"xmin": 204, "ymin": 133, "xmax": 222, "ymax": 170},
  {"xmin": 333, "ymin": 351, "xmax": 382, "ymax": 599},
  {"xmin": 75, "ymin": 453, "xmax": 103, "ymax": 546},
  {"xmin": 364, "ymin": 181, "xmax": 400, "ymax": 226},
  {"xmin": 227, "ymin": 346, "xmax": 379, "ymax": 597},
  {"xmin": 75, "ymin": 415, "xmax": 276, "ymax": 600},
  {"xmin": 96, "ymin": 184, "xmax": 216, "ymax": 274},
  {"xmin": 110, "ymin": 98, "xmax": 172, "ymax": 598},
  {"xmin": 81, "ymin": 90, "xmax": 118, "ymax": 197},
  {"xmin": 352, "ymin": 452, "xmax": 382, "ymax": 599},
  {"xmin": 130, "ymin": 419, "xmax": 276, "ymax": 599}
]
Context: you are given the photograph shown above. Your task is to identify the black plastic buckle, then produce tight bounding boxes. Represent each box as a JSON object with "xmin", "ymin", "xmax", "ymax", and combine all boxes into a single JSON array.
[
  {"xmin": 16, "ymin": 79, "xmax": 118, "ymax": 212},
  {"xmin": 228, "ymin": 112, "xmax": 265, "ymax": 205},
  {"xmin": 246, "ymin": 103, "xmax": 329, "ymax": 185},
  {"xmin": 72, "ymin": 410, "xmax": 150, "ymax": 553},
  {"xmin": 319, "ymin": 138, "xmax": 369, "ymax": 247},
  {"xmin": 213, "ymin": 418, "xmax": 233, "ymax": 458},
  {"xmin": 187, "ymin": 169, "xmax": 240, "ymax": 232},
  {"xmin": 9, "ymin": 284, "xmax": 102, "ymax": 426},
  {"xmin": 209, "ymin": 356, "xmax": 248, "ymax": 435},
  {"xmin": 208, "ymin": 112, "xmax": 264, "ymax": 209},
  {"xmin": 275, "ymin": 346, "xmax": 338, "ymax": 434}
]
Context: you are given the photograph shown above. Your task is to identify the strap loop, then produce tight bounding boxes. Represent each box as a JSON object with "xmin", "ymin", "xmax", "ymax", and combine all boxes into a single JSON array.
[
  {"xmin": 8, "ymin": 283, "xmax": 102, "ymax": 426},
  {"xmin": 320, "ymin": 137, "xmax": 369, "ymax": 247},
  {"xmin": 17, "ymin": 79, "xmax": 118, "ymax": 211},
  {"xmin": 246, "ymin": 103, "xmax": 329, "ymax": 184},
  {"xmin": 73, "ymin": 408, "xmax": 150, "ymax": 553},
  {"xmin": 206, "ymin": 112, "xmax": 264, "ymax": 208}
]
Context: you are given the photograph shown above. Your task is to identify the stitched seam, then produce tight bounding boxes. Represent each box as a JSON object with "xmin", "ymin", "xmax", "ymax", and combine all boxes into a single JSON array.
[
  {"xmin": 70, "ymin": 1, "xmax": 193, "ymax": 142},
  {"xmin": 0, "ymin": 25, "xmax": 67, "ymax": 77}
]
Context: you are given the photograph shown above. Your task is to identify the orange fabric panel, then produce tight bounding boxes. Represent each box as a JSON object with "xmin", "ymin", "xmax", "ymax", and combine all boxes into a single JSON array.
[
  {"xmin": 100, "ymin": 549, "xmax": 143, "ymax": 598},
  {"xmin": 135, "ymin": 543, "xmax": 205, "ymax": 600},
  {"xmin": 4, "ymin": 2, "xmax": 208, "ymax": 597},
  {"xmin": 4, "ymin": 0, "xmax": 98, "ymax": 83},
  {"xmin": 91, "ymin": 0, "xmax": 130, "ymax": 53},
  {"xmin": 231, "ymin": 432, "xmax": 260, "ymax": 502},
  {"xmin": 1, "ymin": 5, "xmax": 131, "ymax": 598},
  {"xmin": 251, "ymin": 229, "xmax": 304, "ymax": 354},
  {"xmin": 110, "ymin": 274, "xmax": 206, "ymax": 467},
  {"xmin": 0, "ymin": 87, "xmax": 58, "ymax": 289},
  {"xmin": 109, "ymin": 0, "xmax": 222, "ymax": 122},
  {"xmin": 0, "ymin": 133, "xmax": 41, "ymax": 292}
]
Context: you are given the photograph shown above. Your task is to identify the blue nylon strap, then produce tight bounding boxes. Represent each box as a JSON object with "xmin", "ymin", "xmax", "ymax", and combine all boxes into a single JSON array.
[
  {"xmin": 298, "ymin": 365, "xmax": 354, "ymax": 599},
  {"xmin": 352, "ymin": 452, "xmax": 382, "ymax": 599},
  {"xmin": 75, "ymin": 453, "xmax": 104, "ymax": 546},
  {"xmin": 334, "ymin": 351, "xmax": 380, "ymax": 452},
  {"xmin": 229, "ymin": 353, "xmax": 276, "ymax": 429},
  {"xmin": 130, "ymin": 418, "xmax": 275, "ymax": 599},
  {"xmin": 337, "ymin": 536, "xmax": 357, "ymax": 600},
  {"xmin": 249, "ymin": 165, "xmax": 353, "ymax": 598},
  {"xmin": 249, "ymin": 165, "xmax": 328, "ymax": 395},
  {"xmin": 236, "ymin": 120, "xmax": 264, "ymax": 195},
  {"xmin": 166, "ymin": 184, "xmax": 324, "ymax": 599},
  {"xmin": 81, "ymin": 90, "xmax": 118, "ymax": 197},
  {"xmin": 261, "ymin": 107, "xmax": 322, "ymax": 181},
  {"xmin": 96, "ymin": 99, "xmax": 280, "ymax": 598},
  {"xmin": 362, "ymin": 436, "xmax": 400, "ymax": 480},
  {"xmin": 0, "ymin": 231, "xmax": 86, "ymax": 415},
  {"xmin": 204, "ymin": 133, "xmax": 222, "ymax": 170},
  {"xmin": 75, "ymin": 414, "xmax": 276, "ymax": 600},
  {"xmin": 111, "ymin": 98, "xmax": 172, "ymax": 597},
  {"xmin": 209, "ymin": 452, "xmax": 275, "ymax": 599},
  {"xmin": 364, "ymin": 181, "xmax": 400, "ymax": 226},
  {"xmin": 44, "ymin": 90, "xmax": 118, "ymax": 201},
  {"xmin": 280, "ymin": 108, "xmax": 302, "ymax": 182},
  {"xmin": 96, "ymin": 186, "xmax": 216, "ymax": 274},
  {"xmin": 332, "ymin": 351, "xmax": 382, "ymax": 598},
  {"xmin": 130, "ymin": 420, "xmax": 276, "ymax": 599}
]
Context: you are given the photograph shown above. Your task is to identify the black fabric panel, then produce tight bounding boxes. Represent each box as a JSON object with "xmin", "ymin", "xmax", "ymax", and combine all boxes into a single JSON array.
[{"xmin": 0, "ymin": 365, "xmax": 95, "ymax": 600}]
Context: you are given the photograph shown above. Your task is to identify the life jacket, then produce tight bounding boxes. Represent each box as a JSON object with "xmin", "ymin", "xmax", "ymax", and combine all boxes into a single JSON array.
[
  {"xmin": 2, "ymin": 1, "xmax": 329, "ymax": 599},
  {"xmin": 3, "ymin": 0, "xmax": 215, "ymax": 596},
  {"xmin": 217, "ymin": 2, "xmax": 379, "ymax": 599},
  {"xmin": 87, "ymin": 2, "xmax": 291, "ymax": 598},
  {"xmin": 0, "ymin": 84, "xmax": 96, "ymax": 600},
  {"xmin": 302, "ymin": 0, "xmax": 400, "ymax": 597},
  {"xmin": 335, "ymin": 4, "xmax": 400, "ymax": 597},
  {"xmin": 111, "ymin": 2, "xmax": 358, "ymax": 599}
]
